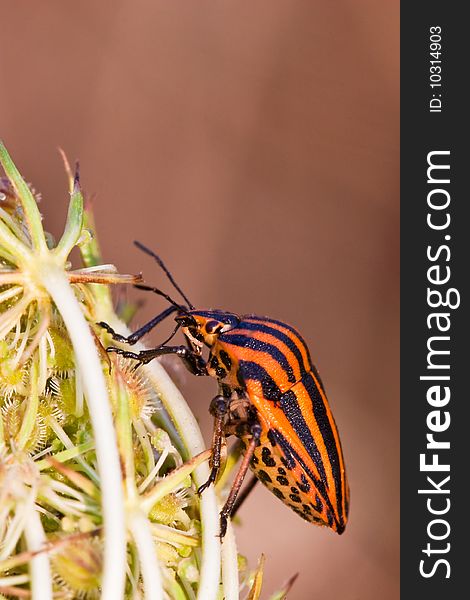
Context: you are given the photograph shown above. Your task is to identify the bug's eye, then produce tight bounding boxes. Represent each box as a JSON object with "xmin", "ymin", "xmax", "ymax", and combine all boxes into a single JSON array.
[{"xmin": 205, "ymin": 320, "xmax": 221, "ymax": 334}]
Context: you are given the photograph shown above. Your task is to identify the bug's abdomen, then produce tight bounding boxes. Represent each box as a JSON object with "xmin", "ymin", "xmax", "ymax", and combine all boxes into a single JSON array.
[
  {"xmin": 214, "ymin": 315, "xmax": 349, "ymax": 533},
  {"xmin": 246, "ymin": 430, "xmax": 332, "ymax": 528},
  {"xmin": 239, "ymin": 374, "xmax": 348, "ymax": 534}
]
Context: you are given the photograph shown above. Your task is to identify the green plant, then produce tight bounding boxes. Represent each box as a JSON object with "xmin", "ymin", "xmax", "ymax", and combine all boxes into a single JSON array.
[{"xmin": 0, "ymin": 142, "xmax": 244, "ymax": 600}]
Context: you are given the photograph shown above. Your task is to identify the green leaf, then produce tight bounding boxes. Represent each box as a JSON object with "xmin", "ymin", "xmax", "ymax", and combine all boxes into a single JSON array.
[
  {"xmin": 0, "ymin": 141, "xmax": 47, "ymax": 253},
  {"xmin": 54, "ymin": 175, "xmax": 84, "ymax": 262}
]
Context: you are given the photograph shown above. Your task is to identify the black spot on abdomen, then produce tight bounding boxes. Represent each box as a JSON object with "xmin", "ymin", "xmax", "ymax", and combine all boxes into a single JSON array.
[
  {"xmin": 257, "ymin": 470, "xmax": 272, "ymax": 484},
  {"xmin": 261, "ymin": 447, "xmax": 276, "ymax": 467}
]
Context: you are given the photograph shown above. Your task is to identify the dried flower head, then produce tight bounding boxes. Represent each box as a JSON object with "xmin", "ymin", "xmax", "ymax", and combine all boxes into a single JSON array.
[{"xmin": 0, "ymin": 142, "xmax": 250, "ymax": 600}]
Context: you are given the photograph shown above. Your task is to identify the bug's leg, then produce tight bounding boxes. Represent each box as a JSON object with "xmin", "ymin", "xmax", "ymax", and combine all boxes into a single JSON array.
[
  {"xmin": 219, "ymin": 422, "xmax": 262, "ymax": 539},
  {"xmin": 97, "ymin": 306, "xmax": 178, "ymax": 345},
  {"xmin": 197, "ymin": 395, "xmax": 229, "ymax": 495},
  {"xmin": 230, "ymin": 474, "xmax": 259, "ymax": 519},
  {"xmin": 106, "ymin": 344, "xmax": 207, "ymax": 375}
]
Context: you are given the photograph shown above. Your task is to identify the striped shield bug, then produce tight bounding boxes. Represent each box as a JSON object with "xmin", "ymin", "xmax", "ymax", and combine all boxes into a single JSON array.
[{"xmin": 100, "ymin": 242, "xmax": 349, "ymax": 537}]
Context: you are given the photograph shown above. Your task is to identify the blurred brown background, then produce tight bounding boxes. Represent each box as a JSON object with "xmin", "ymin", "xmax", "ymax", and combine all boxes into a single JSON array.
[{"xmin": 1, "ymin": 1, "xmax": 399, "ymax": 598}]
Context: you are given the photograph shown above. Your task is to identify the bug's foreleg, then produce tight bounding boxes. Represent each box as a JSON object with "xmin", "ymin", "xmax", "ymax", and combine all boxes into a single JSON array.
[
  {"xmin": 197, "ymin": 395, "xmax": 229, "ymax": 495},
  {"xmin": 106, "ymin": 343, "xmax": 207, "ymax": 374},
  {"xmin": 98, "ymin": 306, "xmax": 178, "ymax": 345},
  {"xmin": 219, "ymin": 422, "xmax": 262, "ymax": 539}
]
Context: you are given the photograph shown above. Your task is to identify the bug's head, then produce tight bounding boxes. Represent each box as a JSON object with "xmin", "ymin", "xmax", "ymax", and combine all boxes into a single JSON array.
[
  {"xmin": 133, "ymin": 243, "xmax": 240, "ymax": 350},
  {"xmin": 176, "ymin": 310, "xmax": 240, "ymax": 350}
]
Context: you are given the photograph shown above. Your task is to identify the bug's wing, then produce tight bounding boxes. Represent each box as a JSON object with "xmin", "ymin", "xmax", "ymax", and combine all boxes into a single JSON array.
[{"xmin": 243, "ymin": 370, "xmax": 349, "ymax": 534}]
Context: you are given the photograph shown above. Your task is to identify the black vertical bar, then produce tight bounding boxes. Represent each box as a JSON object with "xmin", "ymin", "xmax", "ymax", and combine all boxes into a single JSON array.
[{"xmin": 401, "ymin": 4, "xmax": 467, "ymax": 598}]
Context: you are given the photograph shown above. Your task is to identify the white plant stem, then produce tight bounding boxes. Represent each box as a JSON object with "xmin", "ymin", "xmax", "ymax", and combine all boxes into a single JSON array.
[
  {"xmin": 24, "ymin": 508, "xmax": 52, "ymax": 600},
  {"xmin": 221, "ymin": 520, "xmax": 239, "ymax": 600},
  {"xmin": 38, "ymin": 265, "xmax": 126, "ymax": 600},
  {"xmin": 100, "ymin": 316, "xmax": 222, "ymax": 600},
  {"xmin": 138, "ymin": 447, "xmax": 169, "ymax": 494},
  {"xmin": 142, "ymin": 360, "xmax": 222, "ymax": 600},
  {"xmin": 129, "ymin": 510, "xmax": 164, "ymax": 600},
  {"xmin": 0, "ymin": 574, "xmax": 30, "ymax": 586}
]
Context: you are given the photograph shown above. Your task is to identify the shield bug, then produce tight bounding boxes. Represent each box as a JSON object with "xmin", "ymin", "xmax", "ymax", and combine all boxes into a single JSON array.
[{"xmin": 100, "ymin": 242, "xmax": 349, "ymax": 537}]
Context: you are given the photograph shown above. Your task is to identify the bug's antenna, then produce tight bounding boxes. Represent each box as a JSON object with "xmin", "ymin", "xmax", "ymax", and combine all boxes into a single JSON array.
[
  {"xmin": 134, "ymin": 284, "xmax": 188, "ymax": 312},
  {"xmin": 134, "ymin": 241, "xmax": 195, "ymax": 309}
]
